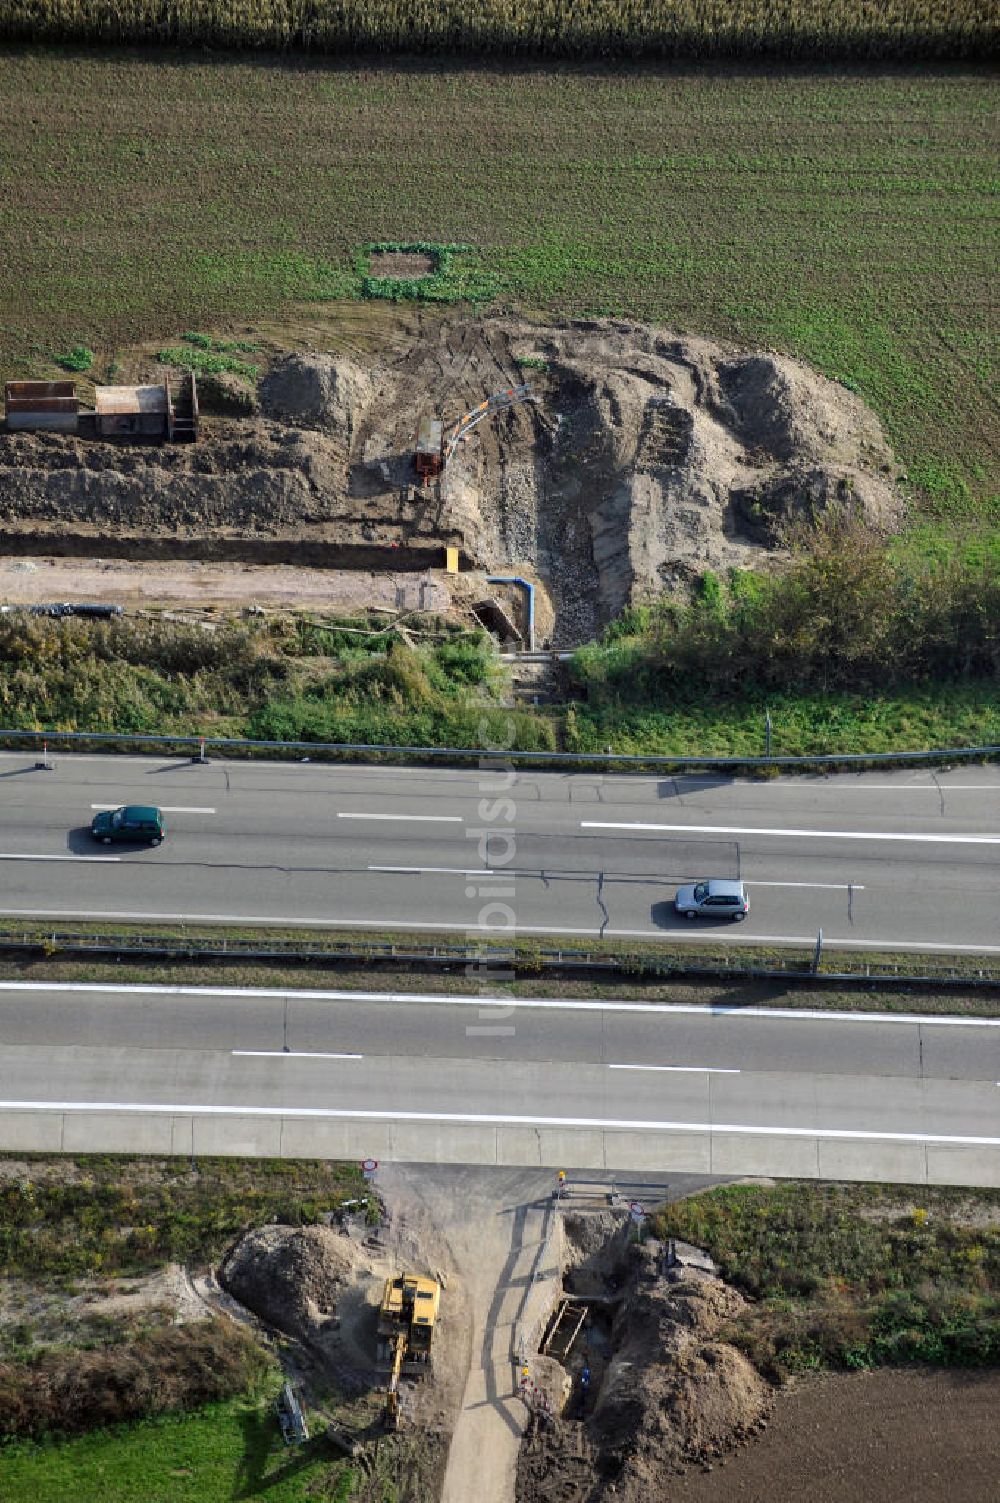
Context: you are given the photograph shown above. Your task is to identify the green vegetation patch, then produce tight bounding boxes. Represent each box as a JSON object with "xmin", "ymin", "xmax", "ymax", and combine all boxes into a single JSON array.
[
  {"xmin": 655, "ymin": 1182, "xmax": 1000, "ymax": 1378},
  {"xmin": 54, "ymin": 345, "xmax": 94, "ymax": 372},
  {"xmin": 0, "ymin": 57, "xmax": 994, "ymax": 515},
  {"xmin": 155, "ymin": 332, "xmax": 261, "ymax": 380},
  {"xmin": 360, "ymin": 240, "xmax": 499, "ymax": 304},
  {"xmin": 0, "ymin": 1155, "xmax": 365, "ymax": 1279},
  {"xmin": 566, "ymin": 685, "xmax": 1000, "ymax": 761},
  {"xmin": 0, "ymin": 1392, "xmax": 355, "ymax": 1503}
]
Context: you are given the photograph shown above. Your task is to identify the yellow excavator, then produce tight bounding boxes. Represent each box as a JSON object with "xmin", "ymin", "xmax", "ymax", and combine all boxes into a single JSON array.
[
  {"xmin": 376, "ymin": 1272, "xmax": 441, "ymax": 1429},
  {"xmin": 415, "ymin": 384, "xmax": 537, "ymax": 482}
]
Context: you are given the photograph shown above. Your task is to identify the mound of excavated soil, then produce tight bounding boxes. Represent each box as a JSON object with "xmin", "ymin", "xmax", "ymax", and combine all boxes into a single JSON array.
[
  {"xmin": 517, "ymin": 1241, "xmax": 771, "ymax": 1502},
  {"xmin": 0, "ymin": 316, "xmax": 903, "ymax": 644},
  {"xmin": 218, "ymin": 1223, "xmax": 359, "ymax": 1343},
  {"xmin": 259, "ymin": 352, "xmax": 373, "ymax": 434}
]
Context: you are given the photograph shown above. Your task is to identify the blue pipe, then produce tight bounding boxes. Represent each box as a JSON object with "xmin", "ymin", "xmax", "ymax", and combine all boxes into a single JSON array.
[{"xmin": 486, "ymin": 575, "xmax": 535, "ymax": 652}]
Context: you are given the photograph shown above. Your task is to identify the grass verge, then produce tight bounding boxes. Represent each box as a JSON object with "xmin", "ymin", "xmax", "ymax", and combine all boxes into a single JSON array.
[
  {"xmin": 0, "ymin": 606, "xmax": 998, "ymax": 760},
  {"xmin": 0, "ymin": 946, "xmax": 998, "ymax": 1017}
]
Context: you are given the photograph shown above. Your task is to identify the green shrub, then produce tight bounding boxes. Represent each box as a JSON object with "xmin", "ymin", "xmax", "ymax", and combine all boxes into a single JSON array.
[
  {"xmin": 54, "ymin": 345, "xmax": 93, "ymax": 372},
  {"xmin": 571, "ymin": 515, "xmax": 1000, "ymax": 703}
]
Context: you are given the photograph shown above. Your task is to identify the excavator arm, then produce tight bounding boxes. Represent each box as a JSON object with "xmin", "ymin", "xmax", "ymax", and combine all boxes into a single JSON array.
[
  {"xmin": 441, "ymin": 383, "xmax": 536, "ymax": 467},
  {"xmin": 385, "ymin": 1330, "xmax": 407, "ymax": 1429}
]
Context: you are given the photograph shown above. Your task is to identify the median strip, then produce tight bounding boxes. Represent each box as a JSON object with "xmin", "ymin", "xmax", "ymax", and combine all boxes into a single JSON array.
[{"xmin": 1, "ymin": 908, "xmax": 1000, "ymax": 956}]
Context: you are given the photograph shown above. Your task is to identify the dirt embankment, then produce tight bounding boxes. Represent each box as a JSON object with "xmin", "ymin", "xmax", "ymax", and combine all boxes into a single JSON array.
[
  {"xmin": 517, "ymin": 1219, "xmax": 772, "ymax": 1502},
  {"xmin": 0, "ymin": 315, "xmax": 902, "ymax": 644},
  {"xmin": 217, "ymin": 1214, "xmax": 467, "ymax": 1501}
]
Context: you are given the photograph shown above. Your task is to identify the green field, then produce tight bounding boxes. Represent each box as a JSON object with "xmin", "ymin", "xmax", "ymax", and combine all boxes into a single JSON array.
[
  {"xmin": 0, "ymin": 52, "xmax": 995, "ymax": 518},
  {"xmin": 0, "ymin": 1396, "xmax": 354, "ymax": 1502}
]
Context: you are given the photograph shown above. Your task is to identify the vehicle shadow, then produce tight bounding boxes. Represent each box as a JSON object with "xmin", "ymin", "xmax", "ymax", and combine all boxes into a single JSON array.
[
  {"xmin": 67, "ymin": 825, "xmax": 107, "ymax": 853},
  {"xmin": 649, "ymin": 899, "xmax": 745, "ymax": 929},
  {"xmin": 656, "ymin": 774, "xmax": 734, "ymax": 799},
  {"xmin": 66, "ymin": 825, "xmax": 160, "ymax": 854}
]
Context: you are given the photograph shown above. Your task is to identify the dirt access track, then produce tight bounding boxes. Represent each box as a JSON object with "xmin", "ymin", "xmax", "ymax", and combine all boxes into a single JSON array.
[{"xmin": 0, "ymin": 313, "xmax": 902, "ymax": 646}]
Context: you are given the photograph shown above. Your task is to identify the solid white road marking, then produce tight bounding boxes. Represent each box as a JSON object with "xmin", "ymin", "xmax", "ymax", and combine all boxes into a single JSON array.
[
  {"xmin": 0, "ymin": 1097, "xmax": 996, "ymax": 1147},
  {"xmin": 368, "ymin": 865, "xmax": 491, "ymax": 876},
  {"xmin": 0, "ymin": 979, "xmax": 997, "ymax": 1029},
  {"xmin": 338, "ymin": 812, "xmax": 463, "ymax": 823},
  {"xmin": 747, "ymin": 881, "xmax": 864, "ymax": 891},
  {"xmin": 581, "ymin": 820, "xmax": 1000, "ymax": 846},
  {"xmin": 608, "ymin": 1063, "xmax": 741, "ymax": 1074},
  {"xmin": 0, "ymin": 855, "xmax": 121, "ymax": 863},
  {"xmin": 231, "ymin": 1050, "xmax": 363, "ymax": 1060},
  {"xmin": 0, "ymin": 907, "xmax": 999, "ymax": 955},
  {"xmin": 90, "ymin": 804, "xmax": 216, "ymax": 814}
]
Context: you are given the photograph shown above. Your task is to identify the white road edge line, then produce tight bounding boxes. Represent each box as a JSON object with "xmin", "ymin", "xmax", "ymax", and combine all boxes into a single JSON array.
[
  {"xmin": 0, "ymin": 1098, "xmax": 997, "ymax": 1147},
  {"xmin": 581, "ymin": 820, "xmax": 1000, "ymax": 846},
  {"xmin": 231, "ymin": 1050, "xmax": 363, "ymax": 1060},
  {"xmin": 1, "ymin": 980, "xmax": 997, "ymax": 1029},
  {"xmin": 608, "ymin": 1064, "xmax": 741, "ymax": 1074},
  {"xmin": 338, "ymin": 813, "xmax": 463, "ymax": 823},
  {"xmin": 0, "ymin": 909, "xmax": 998, "ymax": 957}
]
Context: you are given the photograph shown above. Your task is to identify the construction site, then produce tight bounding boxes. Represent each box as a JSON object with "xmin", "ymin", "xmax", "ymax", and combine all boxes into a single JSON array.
[
  {"xmin": 196, "ymin": 1167, "xmax": 780, "ymax": 1502},
  {"xmin": 0, "ymin": 310, "xmax": 903, "ymax": 650}
]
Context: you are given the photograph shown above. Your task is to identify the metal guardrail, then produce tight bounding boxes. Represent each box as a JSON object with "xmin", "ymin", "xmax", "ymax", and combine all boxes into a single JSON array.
[
  {"xmin": 1, "ymin": 725, "xmax": 998, "ymax": 773},
  {"xmin": 4, "ymin": 929, "xmax": 1000, "ymax": 989}
]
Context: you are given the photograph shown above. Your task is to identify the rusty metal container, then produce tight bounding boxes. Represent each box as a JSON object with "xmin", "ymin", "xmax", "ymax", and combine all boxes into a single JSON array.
[{"xmin": 4, "ymin": 380, "xmax": 79, "ymax": 432}]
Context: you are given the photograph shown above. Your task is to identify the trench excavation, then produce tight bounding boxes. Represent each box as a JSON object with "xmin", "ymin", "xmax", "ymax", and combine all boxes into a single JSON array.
[{"xmin": 0, "ymin": 313, "xmax": 903, "ymax": 645}]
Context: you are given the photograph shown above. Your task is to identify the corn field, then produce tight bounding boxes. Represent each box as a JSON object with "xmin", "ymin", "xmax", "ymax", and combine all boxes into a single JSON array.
[{"xmin": 2, "ymin": 0, "xmax": 995, "ymax": 58}]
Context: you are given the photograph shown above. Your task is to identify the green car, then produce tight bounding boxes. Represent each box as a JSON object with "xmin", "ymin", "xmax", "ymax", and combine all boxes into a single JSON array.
[{"xmin": 90, "ymin": 804, "xmax": 165, "ymax": 846}]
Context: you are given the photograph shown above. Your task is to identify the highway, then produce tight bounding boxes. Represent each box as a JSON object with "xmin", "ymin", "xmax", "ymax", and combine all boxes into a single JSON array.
[
  {"xmin": 1, "ymin": 752, "xmax": 1000, "ymax": 952},
  {"xmin": 0, "ymin": 980, "xmax": 997, "ymax": 1183}
]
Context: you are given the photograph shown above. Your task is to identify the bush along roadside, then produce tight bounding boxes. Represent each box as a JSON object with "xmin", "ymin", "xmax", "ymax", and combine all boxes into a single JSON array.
[
  {"xmin": 0, "ymin": 1320, "xmax": 271, "ymax": 1442},
  {"xmin": 0, "ymin": 612, "xmax": 553, "ymax": 753}
]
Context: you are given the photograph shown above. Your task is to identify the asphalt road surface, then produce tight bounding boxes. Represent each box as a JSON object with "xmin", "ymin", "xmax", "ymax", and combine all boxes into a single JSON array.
[
  {"xmin": 1, "ymin": 753, "xmax": 999, "ymax": 953},
  {"xmin": 1, "ymin": 980, "xmax": 998, "ymax": 1183}
]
